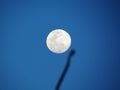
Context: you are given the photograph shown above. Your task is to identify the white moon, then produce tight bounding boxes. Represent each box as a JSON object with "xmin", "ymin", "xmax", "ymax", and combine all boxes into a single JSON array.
[{"xmin": 46, "ymin": 29, "xmax": 71, "ymax": 54}]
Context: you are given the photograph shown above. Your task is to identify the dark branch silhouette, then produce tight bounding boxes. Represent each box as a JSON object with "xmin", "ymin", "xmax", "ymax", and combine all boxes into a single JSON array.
[{"xmin": 55, "ymin": 50, "xmax": 75, "ymax": 90}]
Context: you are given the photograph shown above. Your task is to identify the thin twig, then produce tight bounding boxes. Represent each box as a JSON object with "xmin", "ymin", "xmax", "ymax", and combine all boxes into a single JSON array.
[{"xmin": 55, "ymin": 50, "xmax": 75, "ymax": 90}]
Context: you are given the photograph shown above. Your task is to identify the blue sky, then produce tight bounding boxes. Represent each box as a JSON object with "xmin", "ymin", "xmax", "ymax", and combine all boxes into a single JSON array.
[{"xmin": 0, "ymin": 0, "xmax": 120, "ymax": 90}]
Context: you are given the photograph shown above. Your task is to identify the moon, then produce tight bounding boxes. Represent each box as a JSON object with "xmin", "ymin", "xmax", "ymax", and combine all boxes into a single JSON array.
[{"xmin": 46, "ymin": 29, "xmax": 71, "ymax": 54}]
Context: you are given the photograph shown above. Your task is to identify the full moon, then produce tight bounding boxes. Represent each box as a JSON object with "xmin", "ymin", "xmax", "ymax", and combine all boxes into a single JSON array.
[{"xmin": 46, "ymin": 29, "xmax": 71, "ymax": 54}]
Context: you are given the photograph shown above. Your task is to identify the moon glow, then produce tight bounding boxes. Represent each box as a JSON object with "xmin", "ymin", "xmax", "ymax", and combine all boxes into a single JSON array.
[{"xmin": 46, "ymin": 29, "xmax": 71, "ymax": 54}]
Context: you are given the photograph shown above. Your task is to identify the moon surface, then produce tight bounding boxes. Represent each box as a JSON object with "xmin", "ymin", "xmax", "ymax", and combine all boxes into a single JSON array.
[{"xmin": 46, "ymin": 29, "xmax": 71, "ymax": 54}]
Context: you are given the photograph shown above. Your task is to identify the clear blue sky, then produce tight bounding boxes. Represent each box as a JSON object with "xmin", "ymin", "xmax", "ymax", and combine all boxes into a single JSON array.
[{"xmin": 0, "ymin": 0, "xmax": 120, "ymax": 90}]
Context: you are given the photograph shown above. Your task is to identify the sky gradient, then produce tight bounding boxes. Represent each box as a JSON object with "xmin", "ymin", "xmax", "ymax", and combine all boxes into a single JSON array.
[{"xmin": 0, "ymin": 0, "xmax": 120, "ymax": 90}]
